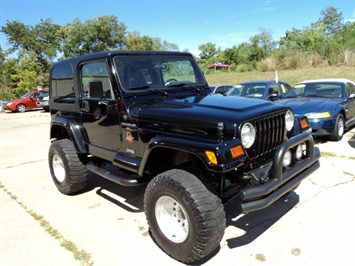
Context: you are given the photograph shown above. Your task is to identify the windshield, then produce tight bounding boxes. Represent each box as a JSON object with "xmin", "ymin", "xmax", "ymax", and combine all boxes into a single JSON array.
[
  {"xmin": 284, "ymin": 82, "xmax": 344, "ymax": 98},
  {"xmin": 113, "ymin": 55, "xmax": 205, "ymax": 92},
  {"xmin": 20, "ymin": 92, "xmax": 32, "ymax": 98},
  {"xmin": 228, "ymin": 83, "xmax": 267, "ymax": 98}
]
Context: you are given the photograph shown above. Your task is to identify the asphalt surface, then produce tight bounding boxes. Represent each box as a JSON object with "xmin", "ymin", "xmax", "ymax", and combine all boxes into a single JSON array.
[{"xmin": 1, "ymin": 110, "xmax": 354, "ymax": 266}]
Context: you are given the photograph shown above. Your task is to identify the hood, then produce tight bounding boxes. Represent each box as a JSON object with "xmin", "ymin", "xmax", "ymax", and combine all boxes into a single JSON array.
[
  {"xmin": 131, "ymin": 94, "xmax": 288, "ymax": 140},
  {"xmin": 281, "ymin": 97, "xmax": 340, "ymax": 114},
  {"xmin": 6, "ymin": 99, "xmax": 19, "ymax": 103}
]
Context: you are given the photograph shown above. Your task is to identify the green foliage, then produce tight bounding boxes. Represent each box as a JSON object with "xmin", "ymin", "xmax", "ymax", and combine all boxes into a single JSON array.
[
  {"xmin": 124, "ymin": 31, "xmax": 153, "ymax": 50},
  {"xmin": 0, "ymin": 6, "xmax": 354, "ymax": 101},
  {"xmin": 1, "ymin": 19, "xmax": 62, "ymax": 69},
  {"xmin": 198, "ymin": 43, "xmax": 219, "ymax": 61},
  {"xmin": 61, "ymin": 16, "xmax": 127, "ymax": 57}
]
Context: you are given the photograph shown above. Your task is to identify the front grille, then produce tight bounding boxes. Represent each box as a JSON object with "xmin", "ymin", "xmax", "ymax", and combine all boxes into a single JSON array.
[{"xmin": 247, "ymin": 113, "xmax": 286, "ymax": 161}]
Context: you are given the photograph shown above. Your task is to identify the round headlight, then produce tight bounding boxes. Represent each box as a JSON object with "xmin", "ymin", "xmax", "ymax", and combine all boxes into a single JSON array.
[
  {"xmin": 295, "ymin": 143, "xmax": 306, "ymax": 160},
  {"xmin": 241, "ymin": 123, "xmax": 256, "ymax": 148},
  {"xmin": 283, "ymin": 150, "xmax": 292, "ymax": 168},
  {"xmin": 285, "ymin": 110, "xmax": 295, "ymax": 132}
]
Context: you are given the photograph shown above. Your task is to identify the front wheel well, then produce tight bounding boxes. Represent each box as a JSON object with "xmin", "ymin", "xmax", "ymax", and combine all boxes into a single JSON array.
[{"xmin": 143, "ymin": 147, "xmax": 204, "ymax": 176}]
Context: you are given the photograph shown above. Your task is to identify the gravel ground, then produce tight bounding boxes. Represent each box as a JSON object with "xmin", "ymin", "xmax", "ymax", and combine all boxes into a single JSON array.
[{"xmin": 1, "ymin": 110, "xmax": 354, "ymax": 266}]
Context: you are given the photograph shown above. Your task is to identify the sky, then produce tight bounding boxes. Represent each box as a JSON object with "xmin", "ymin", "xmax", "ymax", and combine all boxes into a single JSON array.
[{"xmin": 0, "ymin": 0, "xmax": 354, "ymax": 56}]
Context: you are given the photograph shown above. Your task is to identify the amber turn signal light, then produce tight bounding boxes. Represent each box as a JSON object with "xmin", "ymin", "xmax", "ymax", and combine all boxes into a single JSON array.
[
  {"xmin": 205, "ymin": 151, "xmax": 218, "ymax": 165},
  {"xmin": 230, "ymin": 145, "xmax": 244, "ymax": 159},
  {"xmin": 300, "ymin": 118, "xmax": 309, "ymax": 130}
]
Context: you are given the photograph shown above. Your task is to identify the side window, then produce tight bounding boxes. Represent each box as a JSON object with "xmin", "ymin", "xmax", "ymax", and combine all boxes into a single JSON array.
[
  {"xmin": 51, "ymin": 63, "xmax": 75, "ymax": 103},
  {"xmin": 346, "ymin": 82, "xmax": 355, "ymax": 96},
  {"xmin": 269, "ymin": 85, "xmax": 280, "ymax": 96},
  {"xmin": 280, "ymin": 83, "xmax": 291, "ymax": 94},
  {"xmin": 80, "ymin": 61, "xmax": 113, "ymax": 99}
]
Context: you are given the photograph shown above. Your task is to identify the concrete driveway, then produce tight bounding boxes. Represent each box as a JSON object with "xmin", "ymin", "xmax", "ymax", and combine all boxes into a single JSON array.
[{"xmin": 1, "ymin": 110, "xmax": 354, "ymax": 266}]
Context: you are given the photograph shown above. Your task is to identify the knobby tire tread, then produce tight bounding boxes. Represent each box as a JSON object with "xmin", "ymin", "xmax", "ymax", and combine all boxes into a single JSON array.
[{"xmin": 144, "ymin": 169, "xmax": 226, "ymax": 263}]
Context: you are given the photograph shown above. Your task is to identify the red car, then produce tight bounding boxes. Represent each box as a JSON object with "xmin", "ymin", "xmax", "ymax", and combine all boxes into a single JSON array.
[{"xmin": 4, "ymin": 90, "xmax": 48, "ymax": 112}]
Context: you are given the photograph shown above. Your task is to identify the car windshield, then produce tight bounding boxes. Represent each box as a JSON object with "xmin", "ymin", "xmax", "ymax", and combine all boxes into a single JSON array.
[
  {"xmin": 284, "ymin": 83, "xmax": 344, "ymax": 98},
  {"xmin": 20, "ymin": 92, "xmax": 32, "ymax": 98},
  {"xmin": 227, "ymin": 83, "xmax": 266, "ymax": 98},
  {"xmin": 113, "ymin": 55, "xmax": 205, "ymax": 92}
]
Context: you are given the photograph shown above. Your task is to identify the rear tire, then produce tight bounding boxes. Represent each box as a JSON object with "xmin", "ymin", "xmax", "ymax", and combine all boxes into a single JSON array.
[
  {"xmin": 144, "ymin": 169, "xmax": 226, "ymax": 263},
  {"xmin": 48, "ymin": 139, "xmax": 88, "ymax": 195},
  {"xmin": 329, "ymin": 114, "xmax": 344, "ymax": 141}
]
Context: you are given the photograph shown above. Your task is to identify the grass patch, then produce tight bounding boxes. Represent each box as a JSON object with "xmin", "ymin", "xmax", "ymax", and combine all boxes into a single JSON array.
[
  {"xmin": 321, "ymin": 151, "xmax": 355, "ymax": 160},
  {"xmin": 321, "ymin": 151, "xmax": 336, "ymax": 157},
  {"xmin": 0, "ymin": 183, "xmax": 93, "ymax": 266},
  {"xmin": 205, "ymin": 66, "xmax": 355, "ymax": 86}
]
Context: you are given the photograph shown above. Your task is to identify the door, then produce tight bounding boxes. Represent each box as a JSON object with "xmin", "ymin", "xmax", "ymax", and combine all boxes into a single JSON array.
[
  {"xmin": 79, "ymin": 60, "xmax": 121, "ymax": 161},
  {"xmin": 345, "ymin": 81, "xmax": 355, "ymax": 126}
]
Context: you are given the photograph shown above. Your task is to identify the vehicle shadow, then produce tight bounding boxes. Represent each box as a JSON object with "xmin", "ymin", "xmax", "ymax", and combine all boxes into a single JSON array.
[
  {"xmin": 84, "ymin": 165, "xmax": 147, "ymax": 213},
  {"xmin": 224, "ymin": 191, "xmax": 299, "ymax": 249},
  {"xmin": 349, "ymin": 133, "xmax": 355, "ymax": 148},
  {"xmin": 82, "ymin": 165, "xmax": 301, "ymax": 264}
]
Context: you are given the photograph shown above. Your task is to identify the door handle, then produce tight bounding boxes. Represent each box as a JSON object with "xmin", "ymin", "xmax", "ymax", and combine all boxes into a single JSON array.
[{"xmin": 81, "ymin": 100, "xmax": 90, "ymax": 112}]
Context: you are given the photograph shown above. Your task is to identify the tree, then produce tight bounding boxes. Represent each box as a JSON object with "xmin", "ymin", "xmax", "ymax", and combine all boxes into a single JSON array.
[
  {"xmin": 124, "ymin": 31, "xmax": 154, "ymax": 50},
  {"xmin": 198, "ymin": 43, "xmax": 219, "ymax": 61},
  {"xmin": 161, "ymin": 40, "xmax": 179, "ymax": 51},
  {"xmin": 1, "ymin": 19, "xmax": 62, "ymax": 70},
  {"xmin": 3, "ymin": 50, "xmax": 43, "ymax": 97},
  {"xmin": 318, "ymin": 6, "xmax": 343, "ymax": 38},
  {"xmin": 61, "ymin": 15, "xmax": 127, "ymax": 57},
  {"xmin": 250, "ymin": 29, "xmax": 275, "ymax": 57}
]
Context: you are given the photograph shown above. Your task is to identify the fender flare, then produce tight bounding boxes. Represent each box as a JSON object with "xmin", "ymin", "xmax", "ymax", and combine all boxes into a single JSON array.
[
  {"xmin": 138, "ymin": 136, "xmax": 246, "ymax": 176},
  {"xmin": 50, "ymin": 115, "xmax": 89, "ymax": 153}
]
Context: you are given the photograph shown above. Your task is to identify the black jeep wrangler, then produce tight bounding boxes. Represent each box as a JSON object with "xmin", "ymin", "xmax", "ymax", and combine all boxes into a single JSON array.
[{"xmin": 48, "ymin": 51, "xmax": 320, "ymax": 263}]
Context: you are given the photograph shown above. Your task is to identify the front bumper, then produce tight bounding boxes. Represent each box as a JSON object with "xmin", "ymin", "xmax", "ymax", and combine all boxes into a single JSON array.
[
  {"xmin": 237, "ymin": 132, "xmax": 320, "ymax": 213},
  {"xmin": 310, "ymin": 118, "xmax": 336, "ymax": 136}
]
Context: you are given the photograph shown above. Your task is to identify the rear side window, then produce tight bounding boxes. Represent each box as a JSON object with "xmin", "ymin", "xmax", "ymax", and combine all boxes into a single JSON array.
[{"xmin": 51, "ymin": 64, "xmax": 76, "ymax": 104}]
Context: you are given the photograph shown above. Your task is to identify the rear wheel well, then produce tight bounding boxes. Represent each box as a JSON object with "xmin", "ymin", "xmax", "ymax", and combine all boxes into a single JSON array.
[{"xmin": 51, "ymin": 124, "xmax": 71, "ymax": 140}]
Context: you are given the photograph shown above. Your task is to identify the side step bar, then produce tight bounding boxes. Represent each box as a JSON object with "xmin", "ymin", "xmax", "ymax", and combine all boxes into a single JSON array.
[{"xmin": 86, "ymin": 163, "xmax": 144, "ymax": 187}]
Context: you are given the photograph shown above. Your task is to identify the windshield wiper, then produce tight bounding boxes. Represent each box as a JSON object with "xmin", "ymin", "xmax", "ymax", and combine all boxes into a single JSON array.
[
  {"xmin": 152, "ymin": 88, "xmax": 168, "ymax": 96},
  {"xmin": 305, "ymin": 95, "xmax": 327, "ymax": 98},
  {"xmin": 166, "ymin": 83, "xmax": 203, "ymax": 93},
  {"xmin": 166, "ymin": 82, "xmax": 187, "ymax": 88},
  {"xmin": 127, "ymin": 85, "xmax": 150, "ymax": 90}
]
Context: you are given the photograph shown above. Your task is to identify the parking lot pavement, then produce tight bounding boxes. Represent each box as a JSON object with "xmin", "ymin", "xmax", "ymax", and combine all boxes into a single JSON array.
[{"xmin": 1, "ymin": 110, "xmax": 354, "ymax": 266}]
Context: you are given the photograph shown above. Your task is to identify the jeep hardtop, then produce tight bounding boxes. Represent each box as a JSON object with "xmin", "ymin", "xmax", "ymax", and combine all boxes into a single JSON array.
[{"xmin": 48, "ymin": 50, "xmax": 320, "ymax": 263}]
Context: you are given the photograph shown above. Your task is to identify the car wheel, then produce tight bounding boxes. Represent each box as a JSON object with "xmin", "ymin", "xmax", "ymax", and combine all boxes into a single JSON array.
[
  {"xmin": 48, "ymin": 139, "xmax": 88, "ymax": 195},
  {"xmin": 16, "ymin": 104, "xmax": 26, "ymax": 112},
  {"xmin": 144, "ymin": 169, "xmax": 226, "ymax": 264},
  {"xmin": 329, "ymin": 113, "xmax": 344, "ymax": 141}
]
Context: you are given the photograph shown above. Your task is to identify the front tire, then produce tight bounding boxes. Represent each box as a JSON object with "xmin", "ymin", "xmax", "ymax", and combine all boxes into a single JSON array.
[
  {"xmin": 329, "ymin": 113, "xmax": 344, "ymax": 141},
  {"xmin": 16, "ymin": 104, "xmax": 26, "ymax": 112},
  {"xmin": 48, "ymin": 139, "xmax": 88, "ymax": 195},
  {"xmin": 144, "ymin": 169, "xmax": 226, "ymax": 263}
]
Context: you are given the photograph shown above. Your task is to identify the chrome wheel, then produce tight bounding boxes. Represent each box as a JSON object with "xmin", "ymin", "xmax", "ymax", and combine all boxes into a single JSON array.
[
  {"xmin": 52, "ymin": 154, "xmax": 65, "ymax": 182},
  {"xmin": 155, "ymin": 195, "xmax": 189, "ymax": 243},
  {"xmin": 337, "ymin": 116, "xmax": 344, "ymax": 138},
  {"xmin": 17, "ymin": 104, "xmax": 26, "ymax": 112}
]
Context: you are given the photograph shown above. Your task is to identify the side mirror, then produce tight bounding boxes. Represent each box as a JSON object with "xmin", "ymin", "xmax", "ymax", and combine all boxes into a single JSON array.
[
  {"xmin": 349, "ymin": 93, "xmax": 355, "ymax": 98},
  {"xmin": 269, "ymin": 92, "xmax": 279, "ymax": 100},
  {"xmin": 89, "ymin": 81, "xmax": 104, "ymax": 98}
]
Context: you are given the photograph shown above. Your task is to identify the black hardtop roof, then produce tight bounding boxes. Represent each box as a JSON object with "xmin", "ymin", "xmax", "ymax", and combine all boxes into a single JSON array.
[{"xmin": 53, "ymin": 50, "xmax": 193, "ymax": 66}]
